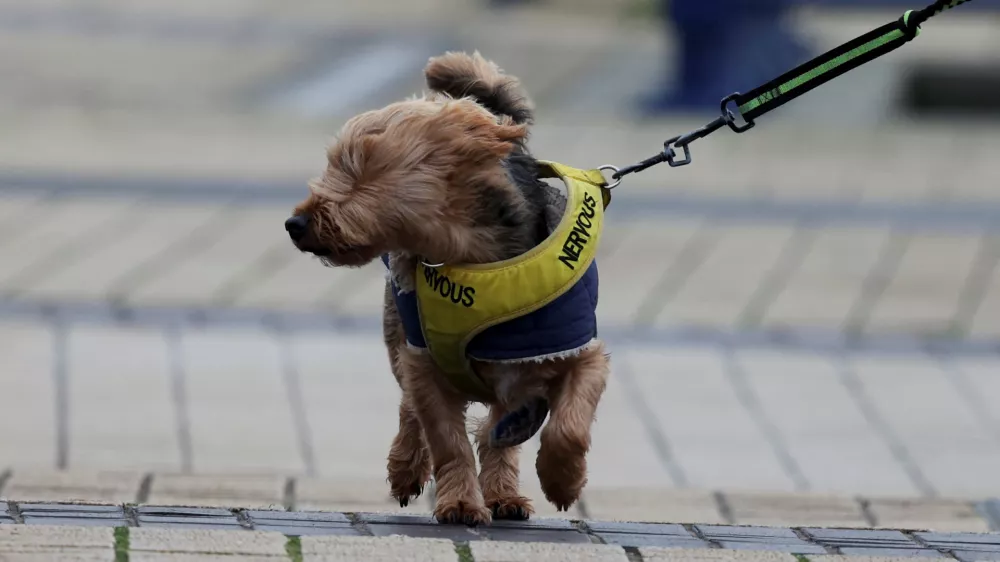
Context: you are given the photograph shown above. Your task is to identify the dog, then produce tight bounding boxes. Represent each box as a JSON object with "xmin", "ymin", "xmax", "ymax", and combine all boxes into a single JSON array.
[{"xmin": 285, "ymin": 51, "xmax": 610, "ymax": 526}]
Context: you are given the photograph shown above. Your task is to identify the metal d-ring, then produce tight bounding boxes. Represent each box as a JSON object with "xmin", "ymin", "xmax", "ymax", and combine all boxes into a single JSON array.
[{"xmin": 598, "ymin": 165, "xmax": 622, "ymax": 189}]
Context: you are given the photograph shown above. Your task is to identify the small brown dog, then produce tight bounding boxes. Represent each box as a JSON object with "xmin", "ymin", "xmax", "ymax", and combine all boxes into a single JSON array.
[{"xmin": 285, "ymin": 51, "xmax": 610, "ymax": 526}]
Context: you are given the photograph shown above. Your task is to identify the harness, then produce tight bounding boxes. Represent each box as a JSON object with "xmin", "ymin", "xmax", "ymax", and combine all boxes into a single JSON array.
[{"xmin": 385, "ymin": 161, "xmax": 612, "ymax": 400}]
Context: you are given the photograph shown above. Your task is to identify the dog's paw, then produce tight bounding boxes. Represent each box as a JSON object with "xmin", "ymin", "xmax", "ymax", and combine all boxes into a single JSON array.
[
  {"xmin": 391, "ymin": 480, "xmax": 424, "ymax": 508},
  {"xmin": 434, "ymin": 501, "xmax": 492, "ymax": 527},
  {"xmin": 488, "ymin": 496, "xmax": 533, "ymax": 521}
]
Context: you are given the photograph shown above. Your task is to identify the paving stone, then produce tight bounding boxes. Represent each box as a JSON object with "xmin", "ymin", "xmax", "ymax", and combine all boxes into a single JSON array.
[
  {"xmin": 130, "ymin": 528, "xmax": 287, "ymax": 556},
  {"xmin": 586, "ymin": 521, "xmax": 707, "ymax": 548},
  {"xmin": 0, "ymin": 524, "xmax": 114, "ymax": 549},
  {"xmin": 582, "ymin": 487, "xmax": 725, "ymax": 524},
  {"xmin": 696, "ymin": 525, "xmax": 826, "ymax": 554},
  {"xmin": 0, "ymin": 324, "xmax": 57, "ymax": 466},
  {"xmin": 247, "ymin": 509, "xmax": 358, "ymax": 536},
  {"xmin": 653, "ymin": 225, "xmax": 794, "ymax": 328},
  {"xmin": 867, "ymin": 233, "xmax": 979, "ymax": 335},
  {"xmin": 0, "ymin": 197, "xmax": 137, "ymax": 291},
  {"xmin": 470, "ymin": 540, "xmax": 630, "ymax": 561},
  {"xmin": 2, "ymin": 471, "xmax": 144, "ymax": 503},
  {"xmin": 137, "ymin": 506, "xmax": 242, "ymax": 530},
  {"xmin": 289, "ymin": 337, "xmax": 403, "ymax": 482},
  {"xmin": 67, "ymin": 326, "xmax": 181, "ymax": 471},
  {"xmin": 0, "ymin": 549, "xmax": 115, "ymax": 561},
  {"xmin": 623, "ymin": 348, "xmax": 793, "ymax": 492},
  {"xmin": 18, "ymin": 503, "xmax": 127, "ymax": 527},
  {"xmin": 850, "ymin": 356, "xmax": 1000, "ymax": 498},
  {"xmin": 954, "ymin": 552, "xmax": 1000, "ymax": 561},
  {"xmin": 867, "ymin": 498, "xmax": 991, "ymax": 532},
  {"xmin": 733, "ymin": 350, "xmax": 918, "ymax": 497},
  {"xmin": 295, "ymin": 477, "xmax": 428, "ymax": 514},
  {"xmin": 300, "ymin": 534, "xmax": 456, "ymax": 561},
  {"xmin": 22, "ymin": 204, "xmax": 220, "ymax": 301},
  {"xmin": 639, "ymin": 547, "xmax": 799, "ymax": 561},
  {"xmin": 146, "ymin": 474, "xmax": 286, "ymax": 509},
  {"xmin": 359, "ymin": 512, "xmax": 486, "ymax": 542},
  {"xmin": 593, "ymin": 220, "xmax": 703, "ymax": 326},
  {"xmin": 804, "ymin": 528, "xmax": 935, "ymax": 556},
  {"xmin": 914, "ymin": 531, "xmax": 1000, "ymax": 554},
  {"xmin": 179, "ymin": 330, "xmax": 303, "ymax": 475},
  {"xmin": 763, "ymin": 226, "xmax": 892, "ymax": 331},
  {"xmin": 725, "ymin": 490, "xmax": 868, "ymax": 528},
  {"xmin": 809, "ymin": 554, "xmax": 944, "ymax": 562},
  {"xmin": 130, "ymin": 555, "xmax": 285, "ymax": 562},
  {"xmin": 125, "ymin": 208, "xmax": 288, "ymax": 305}
]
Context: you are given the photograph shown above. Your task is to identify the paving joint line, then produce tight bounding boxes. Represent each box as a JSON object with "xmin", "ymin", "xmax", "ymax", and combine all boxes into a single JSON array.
[
  {"xmin": 123, "ymin": 504, "xmax": 140, "ymax": 527},
  {"xmin": 136, "ymin": 474, "xmax": 153, "ymax": 504},
  {"xmin": 712, "ymin": 491, "xmax": 736, "ymax": 525},
  {"xmin": 856, "ymin": 496, "xmax": 878, "ymax": 527},
  {"xmin": 345, "ymin": 512, "xmax": 373, "ymax": 536},
  {"xmin": 283, "ymin": 477, "xmax": 296, "ymax": 512},
  {"xmin": 977, "ymin": 498, "xmax": 1000, "ymax": 532},
  {"xmin": 950, "ymin": 234, "xmax": 1000, "ymax": 337},
  {"xmin": 5, "ymin": 501, "xmax": 23, "ymax": 524},
  {"xmin": 793, "ymin": 527, "xmax": 838, "ymax": 555},
  {"xmin": 724, "ymin": 348, "xmax": 811, "ymax": 491},
  {"xmin": 736, "ymin": 223, "xmax": 818, "ymax": 329},
  {"xmin": 276, "ymin": 330, "xmax": 317, "ymax": 477},
  {"xmin": 835, "ymin": 356, "xmax": 938, "ymax": 497},
  {"xmin": 938, "ymin": 353, "xmax": 1000, "ymax": 449},
  {"xmin": 52, "ymin": 321, "xmax": 69, "ymax": 471},
  {"xmin": 234, "ymin": 508, "xmax": 254, "ymax": 529},
  {"xmin": 682, "ymin": 523, "xmax": 721, "ymax": 549},
  {"xmin": 632, "ymin": 222, "xmax": 718, "ymax": 328},
  {"xmin": 843, "ymin": 230, "xmax": 911, "ymax": 335},
  {"xmin": 165, "ymin": 327, "xmax": 194, "ymax": 474},
  {"xmin": 572, "ymin": 520, "xmax": 604, "ymax": 544},
  {"xmin": 615, "ymin": 357, "xmax": 689, "ymax": 487},
  {"xmin": 0, "ymin": 469, "xmax": 11, "ymax": 498},
  {"xmin": 903, "ymin": 529, "xmax": 958, "ymax": 559}
]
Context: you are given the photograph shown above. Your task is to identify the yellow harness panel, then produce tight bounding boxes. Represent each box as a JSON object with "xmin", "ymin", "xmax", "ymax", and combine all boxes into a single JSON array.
[{"xmin": 414, "ymin": 161, "xmax": 611, "ymax": 399}]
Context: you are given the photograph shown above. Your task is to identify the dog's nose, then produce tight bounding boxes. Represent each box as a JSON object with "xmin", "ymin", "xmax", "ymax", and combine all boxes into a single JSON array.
[{"xmin": 285, "ymin": 215, "xmax": 310, "ymax": 241}]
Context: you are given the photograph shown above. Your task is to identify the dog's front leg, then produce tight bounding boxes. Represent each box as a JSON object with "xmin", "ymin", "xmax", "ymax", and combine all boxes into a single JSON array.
[
  {"xmin": 400, "ymin": 349, "xmax": 491, "ymax": 526},
  {"xmin": 536, "ymin": 342, "xmax": 610, "ymax": 511}
]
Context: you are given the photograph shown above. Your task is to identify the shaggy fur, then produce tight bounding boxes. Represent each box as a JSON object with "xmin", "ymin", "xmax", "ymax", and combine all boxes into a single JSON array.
[{"xmin": 286, "ymin": 51, "xmax": 610, "ymax": 526}]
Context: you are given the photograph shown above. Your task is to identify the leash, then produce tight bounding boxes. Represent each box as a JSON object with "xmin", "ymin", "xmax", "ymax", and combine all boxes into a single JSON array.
[{"xmin": 601, "ymin": 0, "xmax": 975, "ymax": 188}]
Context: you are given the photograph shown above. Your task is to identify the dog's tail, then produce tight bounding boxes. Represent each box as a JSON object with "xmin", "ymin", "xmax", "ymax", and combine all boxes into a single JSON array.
[{"xmin": 425, "ymin": 51, "xmax": 534, "ymax": 125}]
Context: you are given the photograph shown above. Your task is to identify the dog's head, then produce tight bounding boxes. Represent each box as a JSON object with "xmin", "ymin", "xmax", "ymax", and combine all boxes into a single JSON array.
[
  {"xmin": 286, "ymin": 51, "xmax": 535, "ymax": 267},
  {"xmin": 285, "ymin": 98, "xmax": 527, "ymax": 267}
]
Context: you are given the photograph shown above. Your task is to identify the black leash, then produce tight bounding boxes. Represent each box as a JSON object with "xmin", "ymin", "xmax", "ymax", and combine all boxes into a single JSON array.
[{"xmin": 609, "ymin": 0, "xmax": 975, "ymax": 185}]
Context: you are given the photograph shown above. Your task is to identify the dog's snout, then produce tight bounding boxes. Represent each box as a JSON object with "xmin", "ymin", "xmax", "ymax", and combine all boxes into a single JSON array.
[{"xmin": 285, "ymin": 214, "xmax": 310, "ymax": 241}]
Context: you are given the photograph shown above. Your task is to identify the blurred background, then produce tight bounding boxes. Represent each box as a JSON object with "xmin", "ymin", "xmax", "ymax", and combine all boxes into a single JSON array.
[{"xmin": 1, "ymin": 0, "xmax": 1000, "ymax": 516}]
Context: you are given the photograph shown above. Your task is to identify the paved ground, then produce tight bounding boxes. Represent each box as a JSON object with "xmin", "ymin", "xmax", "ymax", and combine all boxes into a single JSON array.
[
  {"xmin": 0, "ymin": 495, "xmax": 999, "ymax": 560},
  {"xmin": 2, "ymin": 0, "xmax": 1000, "ymax": 518}
]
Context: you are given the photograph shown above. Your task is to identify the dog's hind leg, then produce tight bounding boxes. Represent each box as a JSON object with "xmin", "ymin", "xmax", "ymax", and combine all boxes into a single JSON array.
[
  {"xmin": 400, "ymin": 350, "xmax": 491, "ymax": 526},
  {"xmin": 476, "ymin": 404, "xmax": 533, "ymax": 520},
  {"xmin": 535, "ymin": 343, "xmax": 609, "ymax": 511}
]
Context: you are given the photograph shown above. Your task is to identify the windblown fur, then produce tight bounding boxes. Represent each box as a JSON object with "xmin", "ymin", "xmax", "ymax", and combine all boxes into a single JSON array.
[{"xmin": 286, "ymin": 51, "xmax": 609, "ymax": 526}]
